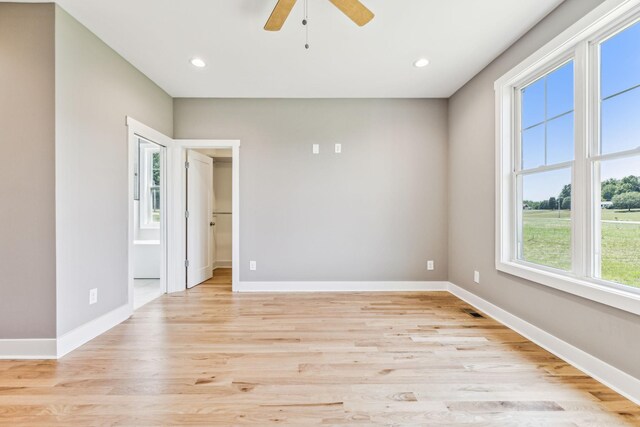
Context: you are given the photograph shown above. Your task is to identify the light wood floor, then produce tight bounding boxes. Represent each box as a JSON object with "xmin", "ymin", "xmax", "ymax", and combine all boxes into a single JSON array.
[{"xmin": 0, "ymin": 269, "xmax": 638, "ymax": 426}]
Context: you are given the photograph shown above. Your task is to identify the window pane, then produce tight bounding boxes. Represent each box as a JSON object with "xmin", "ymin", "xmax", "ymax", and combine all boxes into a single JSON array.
[
  {"xmin": 152, "ymin": 152, "xmax": 161, "ymax": 186},
  {"xmin": 139, "ymin": 144, "xmax": 161, "ymax": 227},
  {"xmin": 601, "ymin": 20, "xmax": 640, "ymax": 99},
  {"xmin": 601, "ymin": 86, "xmax": 640, "ymax": 154},
  {"xmin": 547, "ymin": 62, "xmax": 574, "ymax": 118},
  {"xmin": 522, "ymin": 78, "xmax": 545, "ymax": 129},
  {"xmin": 520, "ymin": 60, "xmax": 574, "ymax": 170},
  {"xmin": 520, "ymin": 168, "xmax": 572, "ymax": 271},
  {"xmin": 150, "ymin": 151, "xmax": 160, "ymax": 223},
  {"xmin": 547, "ymin": 113, "xmax": 574, "ymax": 165},
  {"xmin": 522, "ymin": 124, "xmax": 545, "ymax": 169},
  {"xmin": 596, "ymin": 156, "xmax": 640, "ymax": 288}
]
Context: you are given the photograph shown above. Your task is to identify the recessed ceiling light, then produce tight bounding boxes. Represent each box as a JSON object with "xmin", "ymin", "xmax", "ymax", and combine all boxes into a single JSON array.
[
  {"xmin": 414, "ymin": 58, "xmax": 430, "ymax": 68},
  {"xmin": 190, "ymin": 57, "xmax": 206, "ymax": 68}
]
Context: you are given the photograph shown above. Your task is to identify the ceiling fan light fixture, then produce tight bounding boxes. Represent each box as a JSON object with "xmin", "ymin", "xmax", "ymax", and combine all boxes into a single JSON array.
[
  {"xmin": 190, "ymin": 57, "xmax": 207, "ymax": 68},
  {"xmin": 414, "ymin": 58, "xmax": 430, "ymax": 68}
]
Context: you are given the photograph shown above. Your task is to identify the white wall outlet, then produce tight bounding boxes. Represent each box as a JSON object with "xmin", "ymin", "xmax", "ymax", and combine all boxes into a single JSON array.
[
  {"xmin": 474, "ymin": 271, "xmax": 480, "ymax": 284},
  {"xmin": 427, "ymin": 260, "xmax": 434, "ymax": 271},
  {"xmin": 250, "ymin": 260, "xmax": 257, "ymax": 271},
  {"xmin": 312, "ymin": 144, "xmax": 320, "ymax": 154},
  {"xmin": 335, "ymin": 143, "xmax": 342, "ymax": 154},
  {"xmin": 89, "ymin": 288, "xmax": 98, "ymax": 305}
]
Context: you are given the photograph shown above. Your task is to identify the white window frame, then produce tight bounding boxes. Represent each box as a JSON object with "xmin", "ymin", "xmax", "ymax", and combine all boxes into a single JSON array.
[
  {"xmin": 495, "ymin": 0, "xmax": 640, "ymax": 316},
  {"xmin": 139, "ymin": 142, "xmax": 161, "ymax": 230}
]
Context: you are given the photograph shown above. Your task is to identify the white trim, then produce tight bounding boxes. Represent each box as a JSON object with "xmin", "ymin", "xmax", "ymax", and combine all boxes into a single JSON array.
[
  {"xmin": 0, "ymin": 339, "xmax": 57, "ymax": 360},
  {"xmin": 0, "ymin": 304, "xmax": 132, "ymax": 360},
  {"xmin": 126, "ymin": 117, "xmax": 174, "ymax": 147},
  {"xmin": 236, "ymin": 281, "xmax": 449, "ymax": 293},
  {"xmin": 498, "ymin": 261, "xmax": 640, "ymax": 316},
  {"xmin": 495, "ymin": 0, "xmax": 640, "ymax": 316},
  {"xmin": 56, "ymin": 304, "xmax": 132, "ymax": 358},
  {"xmin": 448, "ymin": 283, "xmax": 640, "ymax": 405},
  {"xmin": 170, "ymin": 139, "xmax": 240, "ymax": 293}
]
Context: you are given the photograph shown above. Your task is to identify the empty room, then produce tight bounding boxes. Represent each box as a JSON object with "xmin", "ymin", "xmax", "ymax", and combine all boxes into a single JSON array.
[{"xmin": 1, "ymin": 0, "xmax": 639, "ymax": 425}]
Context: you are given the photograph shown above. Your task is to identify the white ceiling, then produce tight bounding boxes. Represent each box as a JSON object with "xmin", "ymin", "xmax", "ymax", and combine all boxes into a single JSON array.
[{"xmin": 34, "ymin": 0, "xmax": 563, "ymax": 98}]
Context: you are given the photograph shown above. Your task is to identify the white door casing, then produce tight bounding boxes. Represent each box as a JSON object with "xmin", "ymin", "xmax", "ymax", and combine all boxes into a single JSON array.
[{"xmin": 186, "ymin": 150, "xmax": 213, "ymax": 288}]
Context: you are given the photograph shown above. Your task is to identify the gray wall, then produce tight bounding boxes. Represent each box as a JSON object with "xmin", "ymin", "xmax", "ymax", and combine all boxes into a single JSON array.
[
  {"xmin": 174, "ymin": 99, "xmax": 449, "ymax": 283},
  {"xmin": 0, "ymin": 3, "xmax": 56, "ymax": 339},
  {"xmin": 55, "ymin": 7, "xmax": 173, "ymax": 335},
  {"xmin": 448, "ymin": 0, "xmax": 640, "ymax": 379}
]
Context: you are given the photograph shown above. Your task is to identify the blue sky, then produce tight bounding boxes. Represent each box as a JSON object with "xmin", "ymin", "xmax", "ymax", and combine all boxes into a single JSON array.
[{"xmin": 521, "ymin": 21, "xmax": 640, "ymax": 202}]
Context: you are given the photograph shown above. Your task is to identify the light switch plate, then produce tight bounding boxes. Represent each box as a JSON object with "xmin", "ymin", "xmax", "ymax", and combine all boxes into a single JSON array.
[
  {"xmin": 312, "ymin": 144, "xmax": 320, "ymax": 154},
  {"xmin": 335, "ymin": 143, "xmax": 342, "ymax": 154}
]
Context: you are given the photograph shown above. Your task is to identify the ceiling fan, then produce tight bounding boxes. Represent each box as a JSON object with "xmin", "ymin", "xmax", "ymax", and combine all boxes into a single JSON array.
[{"xmin": 264, "ymin": 0, "xmax": 375, "ymax": 31}]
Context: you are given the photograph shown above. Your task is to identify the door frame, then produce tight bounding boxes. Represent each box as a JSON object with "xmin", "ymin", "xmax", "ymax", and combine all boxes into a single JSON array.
[
  {"xmin": 172, "ymin": 140, "xmax": 240, "ymax": 292},
  {"xmin": 126, "ymin": 118, "xmax": 173, "ymax": 312}
]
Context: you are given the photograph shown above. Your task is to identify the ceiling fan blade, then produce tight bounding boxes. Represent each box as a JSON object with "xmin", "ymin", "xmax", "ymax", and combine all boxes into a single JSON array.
[
  {"xmin": 264, "ymin": 0, "xmax": 298, "ymax": 31},
  {"xmin": 328, "ymin": 0, "xmax": 374, "ymax": 26}
]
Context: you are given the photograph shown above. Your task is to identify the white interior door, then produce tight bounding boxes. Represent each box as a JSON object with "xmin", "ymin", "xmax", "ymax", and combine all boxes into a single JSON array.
[{"xmin": 186, "ymin": 150, "xmax": 213, "ymax": 288}]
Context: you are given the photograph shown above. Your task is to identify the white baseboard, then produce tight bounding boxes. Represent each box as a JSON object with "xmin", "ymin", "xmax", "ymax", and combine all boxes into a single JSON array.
[
  {"xmin": 448, "ymin": 282, "xmax": 640, "ymax": 405},
  {"xmin": 236, "ymin": 281, "xmax": 449, "ymax": 293},
  {"xmin": 214, "ymin": 260, "xmax": 232, "ymax": 268},
  {"xmin": 0, "ymin": 339, "xmax": 57, "ymax": 359},
  {"xmin": 56, "ymin": 304, "xmax": 132, "ymax": 358}
]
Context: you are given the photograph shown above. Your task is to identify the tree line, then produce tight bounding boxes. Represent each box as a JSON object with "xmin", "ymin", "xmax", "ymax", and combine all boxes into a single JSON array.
[{"xmin": 524, "ymin": 175, "xmax": 640, "ymax": 211}]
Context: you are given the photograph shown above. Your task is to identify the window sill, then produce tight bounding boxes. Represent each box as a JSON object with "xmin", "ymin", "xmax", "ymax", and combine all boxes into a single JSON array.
[
  {"xmin": 496, "ymin": 260, "xmax": 640, "ymax": 316},
  {"xmin": 139, "ymin": 223, "xmax": 160, "ymax": 230}
]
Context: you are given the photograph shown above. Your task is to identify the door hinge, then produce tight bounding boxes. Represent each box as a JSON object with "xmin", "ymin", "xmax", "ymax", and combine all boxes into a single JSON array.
[
  {"xmin": 185, "ymin": 161, "xmax": 190, "ymax": 169},
  {"xmin": 185, "ymin": 260, "xmax": 189, "ymax": 268},
  {"xmin": 185, "ymin": 210, "xmax": 189, "ymax": 219}
]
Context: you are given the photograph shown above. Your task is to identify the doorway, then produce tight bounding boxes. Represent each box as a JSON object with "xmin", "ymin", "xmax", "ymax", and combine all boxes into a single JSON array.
[
  {"xmin": 168, "ymin": 139, "xmax": 240, "ymax": 293},
  {"xmin": 131, "ymin": 136, "xmax": 167, "ymax": 309},
  {"xmin": 186, "ymin": 149, "xmax": 233, "ymax": 288}
]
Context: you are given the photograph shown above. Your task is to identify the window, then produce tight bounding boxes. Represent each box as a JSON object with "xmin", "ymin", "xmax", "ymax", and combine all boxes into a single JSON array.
[
  {"xmin": 496, "ymin": 2, "xmax": 640, "ymax": 315},
  {"xmin": 518, "ymin": 62, "xmax": 574, "ymax": 272},
  {"xmin": 139, "ymin": 140, "xmax": 161, "ymax": 229},
  {"xmin": 595, "ymin": 157, "xmax": 640, "ymax": 287},
  {"xmin": 593, "ymin": 20, "xmax": 640, "ymax": 288}
]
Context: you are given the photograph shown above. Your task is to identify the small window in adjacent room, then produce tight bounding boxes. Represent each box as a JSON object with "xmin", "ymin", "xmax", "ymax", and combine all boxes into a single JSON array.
[
  {"xmin": 140, "ymin": 140, "xmax": 161, "ymax": 229},
  {"xmin": 495, "ymin": 3, "xmax": 640, "ymax": 315}
]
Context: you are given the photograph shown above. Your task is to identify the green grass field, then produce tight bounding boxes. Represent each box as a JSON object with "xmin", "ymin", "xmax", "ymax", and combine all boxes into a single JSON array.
[{"xmin": 522, "ymin": 209, "xmax": 640, "ymax": 288}]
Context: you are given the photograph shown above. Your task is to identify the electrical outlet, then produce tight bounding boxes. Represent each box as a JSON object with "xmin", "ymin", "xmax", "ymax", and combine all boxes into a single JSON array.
[
  {"xmin": 312, "ymin": 144, "xmax": 320, "ymax": 154},
  {"xmin": 474, "ymin": 271, "xmax": 480, "ymax": 284},
  {"xmin": 427, "ymin": 260, "xmax": 434, "ymax": 271},
  {"xmin": 89, "ymin": 288, "xmax": 98, "ymax": 305},
  {"xmin": 250, "ymin": 260, "xmax": 257, "ymax": 271},
  {"xmin": 335, "ymin": 143, "xmax": 342, "ymax": 154}
]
